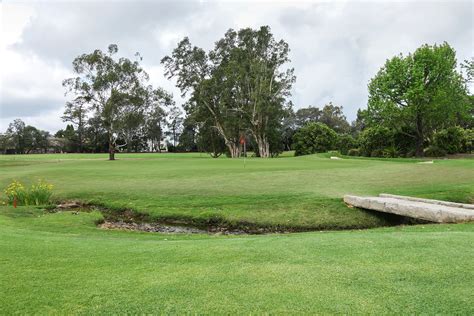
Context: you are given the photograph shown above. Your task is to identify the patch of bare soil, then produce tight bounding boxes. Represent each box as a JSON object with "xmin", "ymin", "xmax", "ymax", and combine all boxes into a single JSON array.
[{"xmin": 100, "ymin": 220, "xmax": 207, "ymax": 234}]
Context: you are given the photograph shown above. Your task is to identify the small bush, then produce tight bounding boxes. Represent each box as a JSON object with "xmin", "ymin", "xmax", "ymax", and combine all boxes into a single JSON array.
[
  {"xmin": 359, "ymin": 126, "xmax": 394, "ymax": 157},
  {"xmin": 382, "ymin": 146, "xmax": 400, "ymax": 158},
  {"xmin": 424, "ymin": 145, "xmax": 447, "ymax": 157},
  {"xmin": 336, "ymin": 134, "xmax": 358, "ymax": 155},
  {"xmin": 4, "ymin": 179, "xmax": 54, "ymax": 206},
  {"xmin": 461, "ymin": 128, "xmax": 474, "ymax": 153},
  {"xmin": 347, "ymin": 148, "xmax": 360, "ymax": 156},
  {"xmin": 293, "ymin": 122, "xmax": 338, "ymax": 156},
  {"xmin": 434, "ymin": 126, "xmax": 464, "ymax": 154},
  {"xmin": 370, "ymin": 149, "xmax": 384, "ymax": 157}
]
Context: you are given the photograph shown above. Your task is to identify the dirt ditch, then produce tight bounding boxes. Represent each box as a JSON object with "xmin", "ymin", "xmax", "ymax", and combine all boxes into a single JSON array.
[{"xmin": 52, "ymin": 200, "xmax": 428, "ymax": 235}]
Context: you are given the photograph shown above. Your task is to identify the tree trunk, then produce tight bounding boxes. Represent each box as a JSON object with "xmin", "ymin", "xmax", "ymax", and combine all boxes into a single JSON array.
[
  {"xmin": 78, "ymin": 116, "xmax": 84, "ymax": 153},
  {"xmin": 226, "ymin": 142, "xmax": 241, "ymax": 158},
  {"xmin": 415, "ymin": 113, "xmax": 424, "ymax": 157},
  {"xmin": 126, "ymin": 132, "xmax": 132, "ymax": 153},
  {"xmin": 108, "ymin": 133, "xmax": 115, "ymax": 160},
  {"xmin": 256, "ymin": 135, "xmax": 270, "ymax": 158}
]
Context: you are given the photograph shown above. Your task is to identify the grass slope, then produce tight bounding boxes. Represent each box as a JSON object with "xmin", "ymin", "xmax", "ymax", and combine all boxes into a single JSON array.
[
  {"xmin": 0, "ymin": 153, "xmax": 473, "ymax": 229},
  {"xmin": 1, "ymin": 206, "xmax": 473, "ymax": 314}
]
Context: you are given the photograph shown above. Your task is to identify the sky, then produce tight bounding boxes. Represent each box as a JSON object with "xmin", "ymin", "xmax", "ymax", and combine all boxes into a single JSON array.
[{"xmin": 0, "ymin": 0, "xmax": 473, "ymax": 133}]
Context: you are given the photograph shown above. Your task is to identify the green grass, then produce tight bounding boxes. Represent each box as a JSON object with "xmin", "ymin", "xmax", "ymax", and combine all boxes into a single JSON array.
[
  {"xmin": 1, "ymin": 206, "xmax": 473, "ymax": 314},
  {"xmin": 0, "ymin": 152, "xmax": 473, "ymax": 229},
  {"xmin": 1, "ymin": 153, "xmax": 473, "ymax": 313}
]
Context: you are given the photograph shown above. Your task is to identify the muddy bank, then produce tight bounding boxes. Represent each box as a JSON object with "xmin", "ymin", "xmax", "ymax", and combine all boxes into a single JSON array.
[
  {"xmin": 99, "ymin": 220, "xmax": 259, "ymax": 235},
  {"xmin": 100, "ymin": 220, "xmax": 208, "ymax": 234},
  {"xmin": 54, "ymin": 200, "xmax": 426, "ymax": 235}
]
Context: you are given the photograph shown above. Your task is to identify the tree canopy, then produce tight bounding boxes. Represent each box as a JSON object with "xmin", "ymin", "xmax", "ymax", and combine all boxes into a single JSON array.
[
  {"xmin": 162, "ymin": 26, "xmax": 295, "ymax": 158},
  {"xmin": 367, "ymin": 42, "xmax": 470, "ymax": 156}
]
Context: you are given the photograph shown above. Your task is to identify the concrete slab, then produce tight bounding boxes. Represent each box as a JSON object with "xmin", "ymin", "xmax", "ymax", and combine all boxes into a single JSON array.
[
  {"xmin": 378, "ymin": 194, "xmax": 474, "ymax": 210},
  {"xmin": 344, "ymin": 194, "xmax": 474, "ymax": 223}
]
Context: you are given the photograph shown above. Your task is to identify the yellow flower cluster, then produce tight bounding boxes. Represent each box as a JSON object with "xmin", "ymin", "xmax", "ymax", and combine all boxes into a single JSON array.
[
  {"xmin": 4, "ymin": 180, "xmax": 26, "ymax": 198},
  {"xmin": 3, "ymin": 179, "xmax": 54, "ymax": 206},
  {"xmin": 31, "ymin": 179, "xmax": 54, "ymax": 192}
]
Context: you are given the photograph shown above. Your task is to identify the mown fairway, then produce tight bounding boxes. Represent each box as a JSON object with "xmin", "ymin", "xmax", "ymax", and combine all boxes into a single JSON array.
[
  {"xmin": 0, "ymin": 152, "xmax": 473, "ymax": 229},
  {"xmin": 0, "ymin": 153, "xmax": 473, "ymax": 313}
]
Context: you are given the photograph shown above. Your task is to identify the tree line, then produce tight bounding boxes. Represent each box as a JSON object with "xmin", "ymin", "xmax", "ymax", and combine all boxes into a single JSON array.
[{"xmin": 1, "ymin": 26, "xmax": 473, "ymax": 158}]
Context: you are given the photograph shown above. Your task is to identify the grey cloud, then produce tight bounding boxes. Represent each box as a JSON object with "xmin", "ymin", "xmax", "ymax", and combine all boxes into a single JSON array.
[
  {"xmin": 3, "ymin": 0, "xmax": 473, "ymax": 133},
  {"xmin": 13, "ymin": 0, "xmax": 203, "ymax": 65},
  {"xmin": 0, "ymin": 95, "xmax": 62, "ymax": 119}
]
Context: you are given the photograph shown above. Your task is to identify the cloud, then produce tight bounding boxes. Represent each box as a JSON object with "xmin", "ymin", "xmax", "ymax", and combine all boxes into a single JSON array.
[{"xmin": 1, "ymin": 0, "xmax": 472, "ymax": 132}]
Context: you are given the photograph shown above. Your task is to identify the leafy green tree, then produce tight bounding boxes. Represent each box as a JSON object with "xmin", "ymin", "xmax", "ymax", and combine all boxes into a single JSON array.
[
  {"xmin": 280, "ymin": 109, "xmax": 297, "ymax": 151},
  {"xmin": 5, "ymin": 119, "xmax": 26, "ymax": 154},
  {"xmin": 63, "ymin": 44, "xmax": 149, "ymax": 160},
  {"xmin": 295, "ymin": 107, "xmax": 321, "ymax": 127},
  {"xmin": 351, "ymin": 109, "xmax": 368, "ymax": 135},
  {"xmin": 55, "ymin": 124, "xmax": 78, "ymax": 152},
  {"xmin": 367, "ymin": 42, "xmax": 469, "ymax": 156},
  {"xmin": 225, "ymin": 26, "xmax": 295, "ymax": 158},
  {"xmin": 0, "ymin": 133, "xmax": 13, "ymax": 154},
  {"xmin": 319, "ymin": 103, "xmax": 351, "ymax": 133},
  {"xmin": 4, "ymin": 119, "xmax": 49, "ymax": 154},
  {"xmin": 166, "ymin": 104, "xmax": 183, "ymax": 148},
  {"xmin": 461, "ymin": 58, "xmax": 474, "ymax": 83},
  {"xmin": 178, "ymin": 116, "xmax": 198, "ymax": 152},
  {"xmin": 84, "ymin": 115, "xmax": 109, "ymax": 153},
  {"xmin": 162, "ymin": 36, "xmax": 246, "ymax": 157},
  {"xmin": 143, "ymin": 88, "xmax": 173, "ymax": 152},
  {"xmin": 293, "ymin": 122, "xmax": 338, "ymax": 156},
  {"xmin": 196, "ymin": 119, "xmax": 227, "ymax": 158},
  {"xmin": 62, "ymin": 98, "xmax": 87, "ymax": 152},
  {"xmin": 162, "ymin": 26, "xmax": 295, "ymax": 158}
]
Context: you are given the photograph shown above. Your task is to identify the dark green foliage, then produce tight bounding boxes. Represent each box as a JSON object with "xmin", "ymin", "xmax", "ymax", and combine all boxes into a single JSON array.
[
  {"xmin": 295, "ymin": 103, "xmax": 350, "ymax": 133},
  {"xmin": 462, "ymin": 128, "xmax": 474, "ymax": 153},
  {"xmin": 382, "ymin": 146, "xmax": 400, "ymax": 158},
  {"xmin": 293, "ymin": 122, "xmax": 338, "ymax": 156},
  {"xmin": 55, "ymin": 124, "xmax": 79, "ymax": 152},
  {"xmin": 359, "ymin": 126, "xmax": 395, "ymax": 157},
  {"xmin": 336, "ymin": 134, "xmax": 358, "ymax": 155},
  {"xmin": 162, "ymin": 26, "xmax": 295, "ymax": 158},
  {"xmin": 196, "ymin": 122, "xmax": 227, "ymax": 158},
  {"xmin": 424, "ymin": 145, "xmax": 447, "ymax": 157},
  {"xmin": 434, "ymin": 126, "xmax": 465, "ymax": 154},
  {"xmin": 178, "ymin": 116, "xmax": 198, "ymax": 152},
  {"xmin": 2, "ymin": 119, "xmax": 50, "ymax": 154},
  {"xmin": 367, "ymin": 42, "xmax": 469, "ymax": 157},
  {"xmin": 347, "ymin": 148, "xmax": 360, "ymax": 156},
  {"xmin": 63, "ymin": 44, "xmax": 151, "ymax": 160},
  {"xmin": 295, "ymin": 106, "xmax": 321, "ymax": 127},
  {"xmin": 318, "ymin": 102, "xmax": 351, "ymax": 133}
]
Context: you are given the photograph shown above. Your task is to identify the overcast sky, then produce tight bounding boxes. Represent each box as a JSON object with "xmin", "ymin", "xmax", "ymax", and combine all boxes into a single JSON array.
[{"xmin": 1, "ymin": 0, "xmax": 472, "ymax": 132}]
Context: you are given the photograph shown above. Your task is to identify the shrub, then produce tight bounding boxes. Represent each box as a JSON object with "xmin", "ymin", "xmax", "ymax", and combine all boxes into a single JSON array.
[
  {"xmin": 382, "ymin": 146, "xmax": 400, "ymax": 158},
  {"xmin": 434, "ymin": 126, "xmax": 464, "ymax": 154},
  {"xmin": 293, "ymin": 122, "xmax": 338, "ymax": 156},
  {"xmin": 4, "ymin": 179, "xmax": 54, "ymax": 206},
  {"xmin": 336, "ymin": 134, "xmax": 358, "ymax": 155},
  {"xmin": 359, "ymin": 126, "xmax": 394, "ymax": 157},
  {"xmin": 370, "ymin": 149, "xmax": 384, "ymax": 157},
  {"xmin": 461, "ymin": 128, "xmax": 474, "ymax": 153},
  {"xmin": 347, "ymin": 148, "xmax": 360, "ymax": 156},
  {"xmin": 424, "ymin": 145, "xmax": 447, "ymax": 157},
  {"xmin": 4, "ymin": 180, "xmax": 27, "ymax": 205}
]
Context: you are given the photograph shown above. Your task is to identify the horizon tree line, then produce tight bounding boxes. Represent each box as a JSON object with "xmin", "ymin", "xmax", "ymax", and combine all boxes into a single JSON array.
[{"xmin": 1, "ymin": 26, "xmax": 472, "ymax": 158}]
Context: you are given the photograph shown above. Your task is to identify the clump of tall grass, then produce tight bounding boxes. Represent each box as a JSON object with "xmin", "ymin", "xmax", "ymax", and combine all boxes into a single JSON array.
[{"xmin": 4, "ymin": 179, "xmax": 54, "ymax": 206}]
